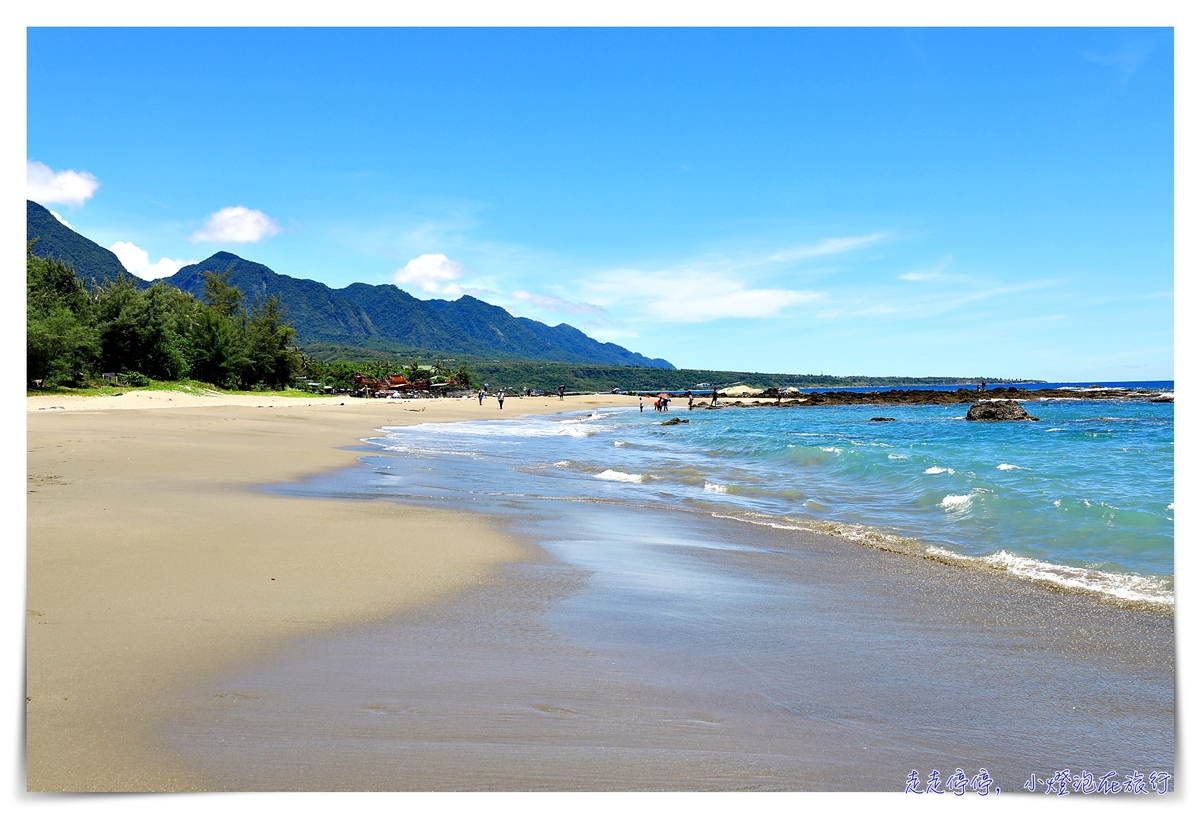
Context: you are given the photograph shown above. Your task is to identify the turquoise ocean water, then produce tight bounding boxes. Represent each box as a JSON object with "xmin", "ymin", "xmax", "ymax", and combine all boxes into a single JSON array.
[{"xmin": 363, "ymin": 387, "xmax": 1173, "ymax": 607}]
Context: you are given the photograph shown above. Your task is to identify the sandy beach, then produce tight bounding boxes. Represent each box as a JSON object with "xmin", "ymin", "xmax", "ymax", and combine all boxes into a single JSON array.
[
  {"xmin": 25, "ymin": 390, "xmax": 634, "ymax": 791},
  {"xmin": 25, "ymin": 389, "xmax": 1174, "ymax": 792}
]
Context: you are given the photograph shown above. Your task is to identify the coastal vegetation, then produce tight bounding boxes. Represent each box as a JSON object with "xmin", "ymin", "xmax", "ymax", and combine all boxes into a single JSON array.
[
  {"xmin": 296, "ymin": 343, "xmax": 1021, "ymax": 394},
  {"xmin": 27, "ymin": 244, "xmax": 301, "ymax": 390}
]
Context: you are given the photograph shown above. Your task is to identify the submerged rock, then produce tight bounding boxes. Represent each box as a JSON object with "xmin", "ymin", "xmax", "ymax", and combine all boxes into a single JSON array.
[
  {"xmin": 966, "ymin": 400, "xmax": 1039, "ymax": 422},
  {"xmin": 870, "ymin": 417, "xmax": 896, "ymax": 422},
  {"xmin": 660, "ymin": 417, "xmax": 690, "ymax": 425}
]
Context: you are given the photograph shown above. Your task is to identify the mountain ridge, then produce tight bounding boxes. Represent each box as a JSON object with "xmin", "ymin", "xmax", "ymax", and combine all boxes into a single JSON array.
[
  {"xmin": 165, "ymin": 252, "xmax": 674, "ymax": 368},
  {"xmin": 26, "ymin": 200, "xmax": 135, "ymax": 287},
  {"xmin": 26, "ymin": 201, "xmax": 673, "ymax": 368}
]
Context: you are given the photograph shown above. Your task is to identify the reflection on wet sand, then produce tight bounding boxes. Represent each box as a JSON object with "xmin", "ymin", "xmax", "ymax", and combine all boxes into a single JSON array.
[{"xmin": 167, "ymin": 498, "xmax": 1173, "ymax": 791}]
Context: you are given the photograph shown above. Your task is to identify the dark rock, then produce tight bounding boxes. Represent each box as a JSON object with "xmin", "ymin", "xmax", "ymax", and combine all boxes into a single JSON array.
[
  {"xmin": 661, "ymin": 417, "xmax": 690, "ymax": 425},
  {"xmin": 965, "ymin": 400, "xmax": 1039, "ymax": 422},
  {"xmin": 870, "ymin": 417, "xmax": 895, "ymax": 422}
]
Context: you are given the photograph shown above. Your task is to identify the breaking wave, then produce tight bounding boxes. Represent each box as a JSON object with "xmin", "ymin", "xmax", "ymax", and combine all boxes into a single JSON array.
[{"xmin": 596, "ymin": 469, "xmax": 644, "ymax": 483}]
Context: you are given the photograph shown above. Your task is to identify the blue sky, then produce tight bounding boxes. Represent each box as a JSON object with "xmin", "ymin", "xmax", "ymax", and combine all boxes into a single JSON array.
[{"xmin": 26, "ymin": 27, "xmax": 1173, "ymax": 380}]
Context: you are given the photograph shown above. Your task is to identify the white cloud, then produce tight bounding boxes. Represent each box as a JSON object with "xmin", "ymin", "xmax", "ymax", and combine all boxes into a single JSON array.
[
  {"xmin": 27, "ymin": 160, "xmax": 100, "ymax": 207},
  {"xmin": 49, "ymin": 210, "xmax": 73, "ymax": 230},
  {"xmin": 510, "ymin": 290, "xmax": 606, "ymax": 315},
  {"xmin": 109, "ymin": 241, "xmax": 195, "ymax": 281},
  {"xmin": 585, "ymin": 270, "xmax": 822, "ymax": 323},
  {"xmin": 899, "ymin": 255, "xmax": 953, "ymax": 281},
  {"xmin": 190, "ymin": 206, "xmax": 281, "ymax": 244},
  {"xmin": 393, "ymin": 253, "xmax": 473, "ymax": 294},
  {"xmin": 765, "ymin": 233, "xmax": 888, "ymax": 264}
]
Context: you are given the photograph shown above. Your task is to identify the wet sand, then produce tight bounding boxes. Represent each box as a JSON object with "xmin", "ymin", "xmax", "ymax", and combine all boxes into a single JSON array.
[
  {"xmin": 25, "ymin": 390, "xmax": 633, "ymax": 791},
  {"xmin": 163, "ymin": 464, "xmax": 1175, "ymax": 791}
]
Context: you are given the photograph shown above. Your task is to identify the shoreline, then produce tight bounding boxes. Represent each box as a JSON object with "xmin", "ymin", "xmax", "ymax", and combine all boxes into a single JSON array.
[
  {"xmin": 26, "ymin": 390, "xmax": 1174, "ymax": 790},
  {"xmin": 169, "ymin": 466, "xmax": 1175, "ymax": 790},
  {"xmin": 351, "ymin": 401, "xmax": 1174, "ymax": 613},
  {"xmin": 26, "ymin": 391, "xmax": 636, "ymax": 791}
]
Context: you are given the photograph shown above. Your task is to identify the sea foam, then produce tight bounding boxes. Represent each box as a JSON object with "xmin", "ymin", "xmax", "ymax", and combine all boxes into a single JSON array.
[
  {"xmin": 925, "ymin": 547, "xmax": 1173, "ymax": 608},
  {"xmin": 596, "ymin": 469, "xmax": 644, "ymax": 483}
]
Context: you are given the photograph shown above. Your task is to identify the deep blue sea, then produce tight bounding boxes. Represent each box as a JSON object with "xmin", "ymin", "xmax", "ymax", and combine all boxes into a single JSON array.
[{"xmin": 363, "ymin": 384, "xmax": 1173, "ymax": 607}]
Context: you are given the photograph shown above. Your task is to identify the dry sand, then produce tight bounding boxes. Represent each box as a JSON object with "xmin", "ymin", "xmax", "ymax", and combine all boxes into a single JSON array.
[{"xmin": 25, "ymin": 390, "xmax": 635, "ymax": 791}]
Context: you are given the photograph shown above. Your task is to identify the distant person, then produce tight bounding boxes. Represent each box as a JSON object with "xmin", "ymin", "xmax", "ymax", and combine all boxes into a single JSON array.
[
  {"xmin": 558, "ymin": 385, "xmax": 566, "ymax": 401},
  {"xmin": 639, "ymin": 395, "xmax": 644, "ymax": 413},
  {"xmin": 478, "ymin": 388, "xmax": 485, "ymax": 406},
  {"xmin": 711, "ymin": 389, "xmax": 718, "ymax": 406},
  {"xmin": 498, "ymin": 390, "xmax": 505, "ymax": 409},
  {"xmin": 688, "ymin": 393, "xmax": 694, "ymax": 411}
]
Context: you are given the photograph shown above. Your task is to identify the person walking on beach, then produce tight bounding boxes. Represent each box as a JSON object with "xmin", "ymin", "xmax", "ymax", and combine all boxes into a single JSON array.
[
  {"xmin": 711, "ymin": 389, "xmax": 718, "ymax": 406},
  {"xmin": 478, "ymin": 387, "xmax": 485, "ymax": 406},
  {"xmin": 687, "ymin": 392, "xmax": 694, "ymax": 411},
  {"xmin": 558, "ymin": 385, "xmax": 566, "ymax": 401},
  {"xmin": 498, "ymin": 390, "xmax": 505, "ymax": 409},
  {"xmin": 639, "ymin": 395, "xmax": 644, "ymax": 413}
]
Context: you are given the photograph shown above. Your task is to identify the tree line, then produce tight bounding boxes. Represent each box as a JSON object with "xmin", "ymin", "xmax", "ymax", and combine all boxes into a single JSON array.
[{"xmin": 27, "ymin": 243, "xmax": 300, "ymax": 389}]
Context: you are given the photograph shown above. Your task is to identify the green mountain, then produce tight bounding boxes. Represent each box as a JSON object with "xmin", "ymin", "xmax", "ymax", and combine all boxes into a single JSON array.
[
  {"xmin": 163, "ymin": 252, "xmax": 674, "ymax": 369},
  {"xmin": 26, "ymin": 200, "xmax": 137, "ymax": 287},
  {"xmin": 25, "ymin": 206, "xmax": 675, "ymax": 368}
]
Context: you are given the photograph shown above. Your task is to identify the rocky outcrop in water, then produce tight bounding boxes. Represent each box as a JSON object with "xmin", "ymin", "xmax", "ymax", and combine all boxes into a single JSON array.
[
  {"xmin": 710, "ymin": 385, "xmax": 1166, "ymax": 410},
  {"xmin": 870, "ymin": 417, "xmax": 896, "ymax": 422},
  {"xmin": 660, "ymin": 417, "xmax": 690, "ymax": 425},
  {"xmin": 965, "ymin": 400, "xmax": 1039, "ymax": 422}
]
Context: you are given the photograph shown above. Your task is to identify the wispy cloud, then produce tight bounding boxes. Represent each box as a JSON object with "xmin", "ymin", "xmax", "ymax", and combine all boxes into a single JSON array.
[
  {"xmin": 561, "ymin": 233, "xmax": 889, "ymax": 322},
  {"xmin": 581, "ymin": 316, "xmax": 637, "ymax": 342},
  {"xmin": 27, "ymin": 160, "xmax": 99, "ymax": 207},
  {"xmin": 819, "ymin": 278, "xmax": 1063, "ymax": 321},
  {"xmin": 899, "ymin": 254, "xmax": 953, "ymax": 282},
  {"xmin": 190, "ymin": 206, "xmax": 281, "ymax": 243},
  {"xmin": 109, "ymin": 241, "xmax": 196, "ymax": 281},
  {"xmin": 510, "ymin": 290, "xmax": 606, "ymax": 315},
  {"xmin": 764, "ymin": 233, "xmax": 889, "ymax": 264},
  {"xmin": 1083, "ymin": 40, "xmax": 1156, "ymax": 81},
  {"xmin": 584, "ymin": 269, "xmax": 822, "ymax": 323}
]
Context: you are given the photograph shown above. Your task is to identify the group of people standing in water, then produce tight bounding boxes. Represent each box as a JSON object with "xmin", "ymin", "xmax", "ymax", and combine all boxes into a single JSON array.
[
  {"xmin": 638, "ymin": 389, "xmax": 720, "ymax": 413},
  {"xmin": 475, "ymin": 386, "xmax": 718, "ymax": 413}
]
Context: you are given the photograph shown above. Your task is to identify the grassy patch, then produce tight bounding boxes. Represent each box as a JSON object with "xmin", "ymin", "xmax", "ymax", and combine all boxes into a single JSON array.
[{"xmin": 27, "ymin": 379, "xmax": 335, "ymax": 399}]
